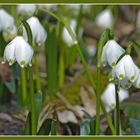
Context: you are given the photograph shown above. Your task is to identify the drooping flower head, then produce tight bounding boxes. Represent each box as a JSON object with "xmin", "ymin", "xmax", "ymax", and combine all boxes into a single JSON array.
[
  {"xmin": 0, "ymin": 9, "xmax": 17, "ymax": 40},
  {"xmin": 101, "ymin": 40, "xmax": 125, "ymax": 67},
  {"xmin": 62, "ymin": 19, "xmax": 81, "ymax": 47},
  {"xmin": 17, "ymin": 4, "xmax": 37, "ymax": 16},
  {"xmin": 95, "ymin": 9, "xmax": 113, "ymax": 29},
  {"xmin": 2, "ymin": 36, "xmax": 33, "ymax": 68},
  {"xmin": 112, "ymin": 55, "xmax": 139, "ymax": 89},
  {"xmin": 23, "ymin": 16, "xmax": 47, "ymax": 46},
  {"xmin": 101, "ymin": 83, "xmax": 129, "ymax": 111}
]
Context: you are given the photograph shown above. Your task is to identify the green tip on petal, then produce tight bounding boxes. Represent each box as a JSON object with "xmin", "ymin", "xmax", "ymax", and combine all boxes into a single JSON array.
[
  {"xmin": 20, "ymin": 60, "xmax": 25, "ymax": 68},
  {"xmin": 9, "ymin": 59, "xmax": 13, "ymax": 66},
  {"xmin": 112, "ymin": 103, "xmax": 115, "ymax": 109},
  {"xmin": 138, "ymin": 83, "xmax": 140, "ymax": 87},
  {"xmin": 125, "ymin": 84, "xmax": 129, "ymax": 89},
  {"xmin": 102, "ymin": 61, "xmax": 107, "ymax": 66},
  {"xmin": 130, "ymin": 75, "xmax": 135, "ymax": 81},
  {"xmin": 29, "ymin": 62, "xmax": 32, "ymax": 67},
  {"xmin": 128, "ymin": 80, "xmax": 132, "ymax": 84},
  {"xmin": 37, "ymin": 41, "xmax": 41, "ymax": 46},
  {"xmin": 111, "ymin": 62, "xmax": 116, "ymax": 67},
  {"xmin": 74, "ymin": 40, "xmax": 78, "ymax": 45},
  {"xmin": 119, "ymin": 74, "xmax": 124, "ymax": 80}
]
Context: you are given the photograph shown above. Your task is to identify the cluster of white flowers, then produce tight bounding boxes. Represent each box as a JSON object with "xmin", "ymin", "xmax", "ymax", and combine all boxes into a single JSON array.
[
  {"xmin": 101, "ymin": 39, "xmax": 140, "ymax": 110},
  {"xmin": 2, "ymin": 6, "xmax": 47, "ymax": 68}
]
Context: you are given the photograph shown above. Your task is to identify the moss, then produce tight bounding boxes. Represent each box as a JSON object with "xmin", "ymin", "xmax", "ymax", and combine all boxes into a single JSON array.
[{"xmin": 46, "ymin": 69, "xmax": 109, "ymax": 106}]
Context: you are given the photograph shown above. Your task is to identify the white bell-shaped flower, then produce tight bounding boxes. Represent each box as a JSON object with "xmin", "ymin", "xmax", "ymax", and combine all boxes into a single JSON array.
[
  {"xmin": 95, "ymin": 9, "xmax": 113, "ymax": 29},
  {"xmin": 17, "ymin": 4, "xmax": 37, "ymax": 16},
  {"xmin": 2, "ymin": 38, "xmax": 17, "ymax": 65},
  {"xmin": 62, "ymin": 19, "xmax": 81, "ymax": 47},
  {"xmin": 101, "ymin": 40, "xmax": 125, "ymax": 67},
  {"xmin": 0, "ymin": 9, "xmax": 17, "ymax": 40},
  {"xmin": 112, "ymin": 55, "xmax": 139, "ymax": 86},
  {"xmin": 15, "ymin": 37, "xmax": 33, "ymax": 68},
  {"xmin": 0, "ymin": 9, "xmax": 15, "ymax": 31},
  {"xmin": 3, "ymin": 25, "xmax": 17, "ymax": 41},
  {"xmin": 23, "ymin": 16, "xmax": 47, "ymax": 45},
  {"xmin": 2, "ymin": 36, "xmax": 33, "ymax": 68},
  {"xmin": 101, "ymin": 83, "xmax": 129, "ymax": 111}
]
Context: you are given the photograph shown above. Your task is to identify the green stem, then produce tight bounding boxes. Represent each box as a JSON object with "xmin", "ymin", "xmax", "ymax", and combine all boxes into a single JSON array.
[
  {"xmin": 59, "ymin": 47, "xmax": 64, "ymax": 88},
  {"xmin": 95, "ymin": 66, "xmax": 101, "ymax": 135},
  {"xmin": 75, "ymin": 44, "xmax": 116, "ymax": 134},
  {"xmin": 22, "ymin": 20, "xmax": 37, "ymax": 135},
  {"xmin": 21, "ymin": 67, "xmax": 27, "ymax": 105},
  {"xmin": 101, "ymin": 102, "xmax": 116, "ymax": 135},
  {"xmin": 34, "ymin": 46, "xmax": 41, "ymax": 93},
  {"xmin": 29, "ymin": 66, "xmax": 37, "ymax": 134},
  {"xmin": 115, "ymin": 83, "xmax": 120, "ymax": 135}
]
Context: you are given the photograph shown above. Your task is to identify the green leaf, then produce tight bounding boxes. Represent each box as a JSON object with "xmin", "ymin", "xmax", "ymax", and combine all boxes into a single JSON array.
[
  {"xmin": 80, "ymin": 118, "xmax": 96, "ymax": 135},
  {"xmin": 130, "ymin": 41, "xmax": 140, "ymax": 61},
  {"xmin": 80, "ymin": 120, "xmax": 91, "ymax": 135},
  {"xmin": 129, "ymin": 118, "xmax": 140, "ymax": 135},
  {"xmin": 24, "ymin": 112, "xmax": 31, "ymax": 135},
  {"xmin": 121, "ymin": 102, "xmax": 140, "ymax": 121},
  {"xmin": 51, "ymin": 119, "xmax": 56, "ymax": 135},
  {"xmin": 34, "ymin": 92, "xmax": 42, "ymax": 120},
  {"xmin": 22, "ymin": 20, "xmax": 33, "ymax": 45},
  {"xmin": 37, "ymin": 119, "xmax": 52, "ymax": 135},
  {"xmin": 4, "ymin": 80, "xmax": 16, "ymax": 94},
  {"xmin": 45, "ymin": 25, "xmax": 58, "ymax": 96}
]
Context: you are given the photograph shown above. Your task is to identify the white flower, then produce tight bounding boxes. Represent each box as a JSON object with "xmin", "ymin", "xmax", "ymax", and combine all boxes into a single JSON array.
[
  {"xmin": 101, "ymin": 83, "xmax": 129, "ymax": 111},
  {"xmin": 23, "ymin": 16, "xmax": 47, "ymax": 45},
  {"xmin": 2, "ymin": 38, "xmax": 17, "ymax": 65},
  {"xmin": 112, "ymin": 55, "xmax": 139, "ymax": 88},
  {"xmin": 86, "ymin": 44, "xmax": 97, "ymax": 57},
  {"xmin": 3, "ymin": 25, "xmax": 17, "ymax": 41},
  {"xmin": 62, "ymin": 19, "xmax": 81, "ymax": 47},
  {"xmin": 95, "ymin": 9, "xmax": 113, "ymax": 29},
  {"xmin": 2, "ymin": 36, "xmax": 33, "ymax": 68},
  {"xmin": 17, "ymin": 4, "xmax": 37, "ymax": 16},
  {"xmin": 0, "ymin": 9, "xmax": 17, "ymax": 40},
  {"xmin": 101, "ymin": 40, "xmax": 125, "ymax": 67}
]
